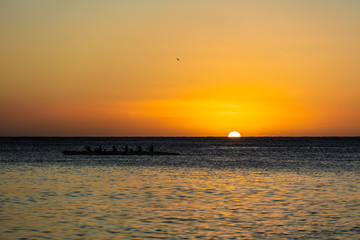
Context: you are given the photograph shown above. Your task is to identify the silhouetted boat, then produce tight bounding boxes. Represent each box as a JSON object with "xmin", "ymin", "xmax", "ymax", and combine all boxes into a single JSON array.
[{"xmin": 63, "ymin": 150, "xmax": 180, "ymax": 156}]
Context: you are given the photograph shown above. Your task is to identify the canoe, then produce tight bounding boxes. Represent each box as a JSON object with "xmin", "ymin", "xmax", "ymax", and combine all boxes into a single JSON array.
[{"xmin": 63, "ymin": 150, "xmax": 180, "ymax": 156}]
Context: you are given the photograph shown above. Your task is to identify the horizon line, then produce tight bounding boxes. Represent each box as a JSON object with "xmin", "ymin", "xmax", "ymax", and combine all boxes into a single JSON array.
[{"xmin": 1, "ymin": 136, "xmax": 359, "ymax": 138}]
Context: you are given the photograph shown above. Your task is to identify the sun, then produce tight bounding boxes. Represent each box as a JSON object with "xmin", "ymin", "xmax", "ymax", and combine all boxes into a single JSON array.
[{"xmin": 228, "ymin": 131, "xmax": 241, "ymax": 138}]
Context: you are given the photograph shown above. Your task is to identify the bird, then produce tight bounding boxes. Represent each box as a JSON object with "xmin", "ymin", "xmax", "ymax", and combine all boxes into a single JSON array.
[{"xmin": 176, "ymin": 58, "xmax": 180, "ymax": 61}]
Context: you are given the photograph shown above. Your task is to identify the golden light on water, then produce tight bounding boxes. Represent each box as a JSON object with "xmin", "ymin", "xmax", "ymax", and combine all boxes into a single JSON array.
[{"xmin": 228, "ymin": 131, "xmax": 241, "ymax": 138}]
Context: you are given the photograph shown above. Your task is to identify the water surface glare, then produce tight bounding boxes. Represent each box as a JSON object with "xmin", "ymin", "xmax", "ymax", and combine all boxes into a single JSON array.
[
  {"xmin": 1, "ymin": 137, "xmax": 360, "ymax": 239},
  {"xmin": 1, "ymin": 164, "xmax": 359, "ymax": 239}
]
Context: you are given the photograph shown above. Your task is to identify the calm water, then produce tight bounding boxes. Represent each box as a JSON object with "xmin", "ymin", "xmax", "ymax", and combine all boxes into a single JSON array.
[{"xmin": 1, "ymin": 137, "xmax": 359, "ymax": 239}]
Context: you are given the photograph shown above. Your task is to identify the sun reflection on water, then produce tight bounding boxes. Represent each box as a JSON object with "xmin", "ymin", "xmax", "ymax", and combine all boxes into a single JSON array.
[{"xmin": 1, "ymin": 164, "xmax": 359, "ymax": 239}]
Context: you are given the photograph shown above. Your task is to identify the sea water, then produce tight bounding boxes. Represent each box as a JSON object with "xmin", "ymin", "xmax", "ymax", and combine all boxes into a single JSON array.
[{"xmin": 0, "ymin": 137, "xmax": 359, "ymax": 239}]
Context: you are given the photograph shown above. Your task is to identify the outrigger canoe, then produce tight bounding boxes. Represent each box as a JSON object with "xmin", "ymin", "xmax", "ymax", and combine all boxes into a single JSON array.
[{"xmin": 63, "ymin": 150, "xmax": 180, "ymax": 156}]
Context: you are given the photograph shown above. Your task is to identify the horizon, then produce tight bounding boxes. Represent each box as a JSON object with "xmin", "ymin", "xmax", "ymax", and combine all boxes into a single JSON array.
[
  {"xmin": 1, "ymin": 135, "xmax": 360, "ymax": 138},
  {"xmin": 1, "ymin": 1, "xmax": 359, "ymax": 136}
]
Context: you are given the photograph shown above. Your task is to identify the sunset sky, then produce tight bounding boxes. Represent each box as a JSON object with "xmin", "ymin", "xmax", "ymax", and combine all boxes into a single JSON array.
[{"xmin": 1, "ymin": 1, "xmax": 359, "ymax": 136}]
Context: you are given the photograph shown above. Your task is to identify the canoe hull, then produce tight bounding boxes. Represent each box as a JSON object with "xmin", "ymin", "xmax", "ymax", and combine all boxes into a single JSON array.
[{"xmin": 63, "ymin": 151, "xmax": 180, "ymax": 156}]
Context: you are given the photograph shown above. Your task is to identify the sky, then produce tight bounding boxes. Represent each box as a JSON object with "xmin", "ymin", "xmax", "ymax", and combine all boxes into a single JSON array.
[{"xmin": 1, "ymin": 1, "xmax": 359, "ymax": 136}]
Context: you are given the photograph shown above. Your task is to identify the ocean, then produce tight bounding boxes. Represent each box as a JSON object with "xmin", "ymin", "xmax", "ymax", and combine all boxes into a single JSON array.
[{"xmin": 0, "ymin": 137, "xmax": 359, "ymax": 239}]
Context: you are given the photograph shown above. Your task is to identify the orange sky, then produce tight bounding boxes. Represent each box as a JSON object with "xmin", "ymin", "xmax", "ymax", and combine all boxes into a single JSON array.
[{"xmin": 1, "ymin": 1, "xmax": 359, "ymax": 136}]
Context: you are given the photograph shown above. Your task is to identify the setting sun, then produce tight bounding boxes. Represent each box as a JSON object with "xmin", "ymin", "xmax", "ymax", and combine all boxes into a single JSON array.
[
  {"xmin": 0, "ymin": 1, "xmax": 359, "ymax": 137},
  {"xmin": 228, "ymin": 131, "xmax": 241, "ymax": 138}
]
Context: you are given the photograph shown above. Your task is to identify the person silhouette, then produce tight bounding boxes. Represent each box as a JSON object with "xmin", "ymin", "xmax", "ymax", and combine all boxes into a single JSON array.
[{"xmin": 149, "ymin": 145, "xmax": 154, "ymax": 153}]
